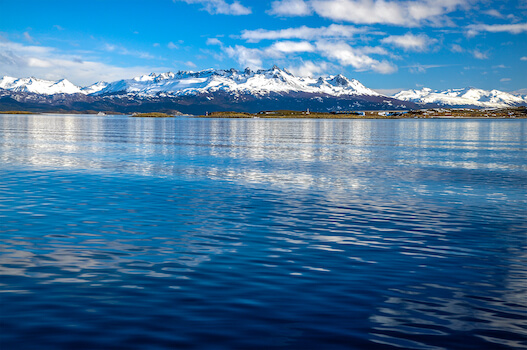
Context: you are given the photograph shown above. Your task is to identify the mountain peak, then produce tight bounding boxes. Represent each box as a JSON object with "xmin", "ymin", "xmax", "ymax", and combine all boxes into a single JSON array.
[
  {"xmin": 90, "ymin": 67, "xmax": 382, "ymax": 97},
  {"xmin": 329, "ymin": 74, "xmax": 350, "ymax": 87},
  {"xmin": 394, "ymin": 86, "xmax": 526, "ymax": 108},
  {"xmin": 0, "ymin": 76, "xmax": 82, "ymax": 94},
  {"xmin": 9, "ymin": 68, "xmax": 521, "ymax": 110}
]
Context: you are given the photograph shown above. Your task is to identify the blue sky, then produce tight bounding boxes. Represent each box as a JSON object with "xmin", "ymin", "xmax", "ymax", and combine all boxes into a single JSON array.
[{"xmin": 1, "ymin": 0, "xmax": 526, "ymax": 94}]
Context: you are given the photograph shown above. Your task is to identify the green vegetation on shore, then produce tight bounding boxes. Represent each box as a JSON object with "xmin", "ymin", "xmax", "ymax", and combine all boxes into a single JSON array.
[
  {"xmin": 0, "ymin": 111, "xmax": 37, "ymax": 114},
  {"xmin": 129, "ymin": 112, "xmax": 175, "ymax": 118}
]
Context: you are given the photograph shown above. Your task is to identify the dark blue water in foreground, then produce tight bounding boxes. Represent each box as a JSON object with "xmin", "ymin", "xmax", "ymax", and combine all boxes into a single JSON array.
[{"xmin": 1, "ymin": 114, "xmax": 526, "ymax": 349}]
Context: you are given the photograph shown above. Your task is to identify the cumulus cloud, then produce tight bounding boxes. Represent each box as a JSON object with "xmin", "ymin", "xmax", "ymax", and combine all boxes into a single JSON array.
[
  {"xmin": 224, "ymin": 40, "xmax": 316, "ymax": 68},
  {"xmin": 224, "ymin": 45, "xmax": 264, "ymax": 68},
  {"xmin": 268, "ymin": 0, "xmax": 312, "ymax": 16},
  {"xmin": 223, "ymin": 40, "xmax": 396, "ymax": 74},
  {"xmin": 269, "ymin": 0, "xmax": 470, "ymax": 26},
  {"xmin": 467, "ymin": 23, "xmax": 527, "ymax": 35},
  {"xmin": 521, "ymin": 56, "xmax": 527, "ymax": 61},
  {"xmin": 287, "ymin": 60, "xmax": 329, "ymax": 76},
  {"xmin": 0, "ymin": 40, "xmax": 169, "ymax": 85},
  {"xmin": 177, "ymin": 0, "xmax": 251, "ymax": 15},
  {"xmin": 241, "ymin": 24, "xmax": 368, "ymax": 42},
  {"xmin": 315, "ymin": 41, "xmax": 397, "ymax": 73},
  {"xmin": 381, "ymin": 33, "xmax": 436, "ymax": 51},
  {"xmin": 269, "ymin": 41, "xmax": 315, "ymax": 53}
]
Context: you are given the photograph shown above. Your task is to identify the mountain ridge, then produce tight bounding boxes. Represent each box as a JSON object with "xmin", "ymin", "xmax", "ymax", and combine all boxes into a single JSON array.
[
  {"xmin": 1, "ymin": 67, "xmax": 525, "ymax": 113},
  {"xmin": 90, "ymin": 66, "xmax": 382, "ymax": 97},
  {"xmin": 394, "ymin": 87, "xmax": 526, "ymax": 108}
]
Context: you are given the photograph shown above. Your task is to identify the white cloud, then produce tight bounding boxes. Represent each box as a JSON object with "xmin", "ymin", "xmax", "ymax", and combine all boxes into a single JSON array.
[
  {"xmin": 281, "ymin": 0, "xmax": 471, "ymax": 26},
  {"xmin": 287, "ymin": 60, "xmax": 329, "ymax": 76},
  {"xmin": 381, "ymin": 33, "xmax": 436, "ymax": 51},
  {"xmin": 206, "ymin": 38, "xmax": 223, "ymax": 45},
  {"xmin": 500, "ymin": 78, "xmax": 511, "ymax": 82},
  {"xmin": 467, "ymin": 23, "xmax": 527, "ymax": 35},
  {"xmin": 241, "ymin": 24, "xmax": 368, "ymax": 43},
  {"xmin": 357, "ymin": 46, "xmax": 390, "ymax": 56},
  {"xmin": 483, "ymin": 9, "xmax": 504, "ymax": 18},
  {"xmin": 268, "ymin": 0, "xmax": 312, "ymax": 16},
  {"xmin": 175, "ymin": 60, "xmax": 198, "ymax": 68},
  {"xmin": 23, "ymin": 32, "xmax": 36, "ymax": 43},
  {"xmin": 375, "ymin": 88, "xmax": 406, "ymax": 95},
  {"xmin": 224, "ymin": 40, "xmax": 315, "ymax": 68},
  {"xmin": 451, "ymin": 44, "xmax": 464, "ymax": 53},
  {"xmin": 521, "ymin": 56, "xmax": 527, "ymax": 61},
  {"xmin": 405, "ymin": 63, "xmax": 448, "ymax": 73},
  {"xmin": 472, "ymin": 49, "xmax": 488, "ymax": 59},
  {"xmin": 0, "ymin": 40, "xmax": 169, "ymax": 85},
  {"xmin": 223, "ymin": 40, "xmax": 396, "ymax": 74},
  {"xmin": 315, "ymin": 41, "xmax": 397, "ymax": 73},
  {"xmin": 225, "ymin": 45, "xmax": 264, "ymax": 69},
  {"xmin": 270, "ymin": 41, "xmax": 315, "ymax": 53},
  {"xmin": 168, "ymin": 42, "xmax": 178, "ymax": 49},
  {"xmin": 177, "ymin": 0, "xmax": 251, "ymax": 15}
]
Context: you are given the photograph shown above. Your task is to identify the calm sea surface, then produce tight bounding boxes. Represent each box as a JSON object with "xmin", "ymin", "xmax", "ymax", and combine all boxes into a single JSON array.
[{"xmin": 1, "ymin": 114, "xmax": 526, "ymax": 350}]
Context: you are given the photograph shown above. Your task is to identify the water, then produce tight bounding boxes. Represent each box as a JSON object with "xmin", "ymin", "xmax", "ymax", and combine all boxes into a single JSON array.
[{"xmin": 1, "ymin": 114, "xmax": 526, "ymax": 349}]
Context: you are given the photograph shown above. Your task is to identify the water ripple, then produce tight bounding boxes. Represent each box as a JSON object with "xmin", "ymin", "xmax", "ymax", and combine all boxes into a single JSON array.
[{"xmin": 1, "ymin": 115, "xmax": 526, "ymax": 349}]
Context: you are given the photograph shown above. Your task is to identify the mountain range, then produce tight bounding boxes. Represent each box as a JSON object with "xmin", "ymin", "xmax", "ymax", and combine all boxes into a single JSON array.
[{"xmin": 1, "ymin": 66, "xmax": 525, "ymax": 114}]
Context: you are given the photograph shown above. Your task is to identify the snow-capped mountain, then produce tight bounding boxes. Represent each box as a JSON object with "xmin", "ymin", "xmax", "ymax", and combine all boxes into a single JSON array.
[
  {"xmin": 2, "ymin": 69, "xmax": 524, "ymax": 111},
  {"xmin": 394, "ymin": 87, "xmax": 527, "ymax": 108},
  {"xmin": 0, "ymin": 76, "xmax": 82, "ymax": 95},
  {"xmin": 0, "ymin": 67, "xmax": 414, "ymax": 114},
  {"xmin": 4, "ymin": 67, "xmax": 523, "ymax": 113},
  {"xmin": 81, "ymin": 81, "xmax": 109, "ymax": 95},
  {"xmin": 94, "ymin": 66, "xmax": 380, "ymax": 97}
]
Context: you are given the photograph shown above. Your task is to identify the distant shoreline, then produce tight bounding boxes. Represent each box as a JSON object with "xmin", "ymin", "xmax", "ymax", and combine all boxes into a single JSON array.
[
  {"xmin": 1, "ymin": 107, "xmax": 526, "ymax": 119},
  {"xmin": 197, "ymin": 108, "xmax": 527, "ymax": 119}
]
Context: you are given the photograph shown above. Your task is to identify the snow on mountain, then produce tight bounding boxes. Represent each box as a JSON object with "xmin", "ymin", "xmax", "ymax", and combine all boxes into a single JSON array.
[
  {"xmin": 4, "ymin": 69, "xmax": 524, "ymax": 110},
  {"xmin": 394, "ymin": 87, "xmax": 527, "ymax": 108},
  {"xmin": 81, "ymin": 81, "xmax": 109, "ymax": 95},
  {"xmin": 94, "ymin": 66, "xmax": 381, "ymax": 97},
  {"xmin": 0, "ymin": 76, "xmax": 83, "ymax": 95}
]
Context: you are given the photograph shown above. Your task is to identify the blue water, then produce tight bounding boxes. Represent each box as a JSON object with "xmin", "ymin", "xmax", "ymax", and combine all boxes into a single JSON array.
[{"xmin": 1, "ymin": 114, "xmax": 526, "ymax": 349}]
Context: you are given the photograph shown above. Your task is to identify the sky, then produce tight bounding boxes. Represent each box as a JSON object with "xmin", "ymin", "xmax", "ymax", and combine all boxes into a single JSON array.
[{"xmin": 0, "ymin": 0, "xmax": 526, "ymax": 94}]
